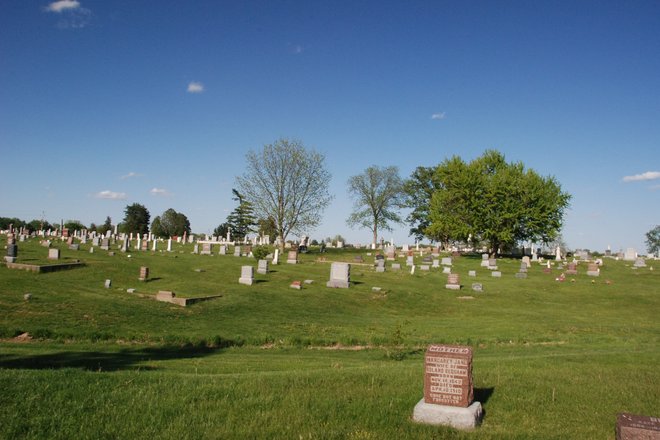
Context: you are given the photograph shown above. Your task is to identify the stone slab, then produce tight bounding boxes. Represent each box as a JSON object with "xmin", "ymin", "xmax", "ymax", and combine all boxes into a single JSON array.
[
  {"xmin": 424, "ymin": 344, "xmax": 473, "ymax": 407},
  {"xmin": 616, "ymin": 413, "xmax": 660, "ymax": 440},
  {"xmin": 445, "ymin": 284, "xmax": 461, "ymax": 290},
  {"xmin": 412, "ymin": 399, "xmax": 483, "ymax": 430}
]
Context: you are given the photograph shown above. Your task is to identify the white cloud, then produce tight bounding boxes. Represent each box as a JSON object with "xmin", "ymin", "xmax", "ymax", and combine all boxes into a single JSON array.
[
  {"xmin": 187, "ymin": 82, "xmax": 204, "ymax": 93},
  {"xmin": 46, "ymin": 0, "xmax": 80, "ymax": 13},
  {"xmin": 150, "ymin": 188, "xmax": 172, "ymax": 197},
  {"xmin": 94, "ymin": 190, "xmax": 127, "ymax": 200},
  {"xmin": 622, "ymin": 171, "xmax": 660, "ymax": 182},
  {"xmin": 431, "ymin": 112, "xmax": 446, "ymax": 120},
  {"xmin": 120, "ymin": 171, "xmax": 142, "ymax": 180}
]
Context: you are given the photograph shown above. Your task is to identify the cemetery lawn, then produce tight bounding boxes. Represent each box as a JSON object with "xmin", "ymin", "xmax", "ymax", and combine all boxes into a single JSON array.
[{"xmin": 1, "ymin": 239, "xmax": 659, "ymax": 439}]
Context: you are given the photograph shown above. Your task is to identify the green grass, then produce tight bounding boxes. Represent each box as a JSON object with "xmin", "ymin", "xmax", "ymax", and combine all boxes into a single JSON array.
[{"xmin": 1, "ymin": 237, "xmax": 659, "ymax": 438}]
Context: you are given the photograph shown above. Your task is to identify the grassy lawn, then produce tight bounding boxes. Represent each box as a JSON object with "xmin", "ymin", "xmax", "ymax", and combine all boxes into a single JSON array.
[{"xmin": 1, "ymin": 237, "xmax": 658, "ymax": 438}]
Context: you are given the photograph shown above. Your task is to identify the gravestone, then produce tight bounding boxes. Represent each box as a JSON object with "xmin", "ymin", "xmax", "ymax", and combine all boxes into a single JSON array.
[
  {"xmin": 92, "ymin": 237, "xmax": 100, "ymax": 247},
  {"xmin": 488, "ymin": 259, "xmax": 498, "ymax": 270},
  {"xmin": 69, "ymin": 244, "xmax": 79, "ymax": 251},
  {"xmin": 522, "ymin": 256, "xmax": 531, "ymax": 268},
  {"xmin": 139, "ymin": 266, "xmax": 149, "ymax": 281},
  {"xmin": 239, "ymin": 266, "xmax": 254, "ymax": 285},
  {"xmin": 167, "ymin": 239, "xmax": 172, "ymax": 252},
  {"xmin": 152, "ymin": 240, "xmax": 157, "ymax": 251},
  {"xmin": 468, "ymin": 270, "xmax": 476, "ymax": 277},
  {"xmin": 442, "ymin": 266, "xmax": 451, "ymax": 274},
  {"xmin": 272, "ymin": 248, "xmax": 279, "ymax": 265},
  {"xmin": 432, "ymin": 259, "xmax": 440, "ymax": 268},
  {"xmin": 515, "ymin": 272, "xmax": 527, "ymax": 279},
  {"xmin": 624, "ymin": 248, "xmax": 637, "ymax": 261},
  {"xmin": 406, "ymin": 255, "xmax": 414, "ymax": 266},
  {"xmin": 104, "ymin": 279, "xmax": 112, "ymax": 289},
  {"xmin": 6, "ymin": 242, "xmax": 18, "ymax": 263},
  {"xmin": 326, "ymin": 262, "xmax": 350, "ymax": 288},
  {"xmin": 410, "ymin": 265, "xmax": 416, "ymax": 275},
  {"xmin": 375, "ymin": 259, "xmax": 385, "ymax": 273},
  {"xmin": 519, "ymin": 262, "xmax": 528, "ymax": 273},
  {"xmin": 391, "ymin": 263, "xmax": 401, "ymax": 270},
  {"xmin": 290, "ymin": 280, "xmax": 302, "ymax": 290},
  {"xmin": 441, "ymin": 257, "xmax": 452, "ymax": 266},
  {"xmin": 446, "ymin": 274, "xmax": 461, "ymax": 290},
  {"xmin": 616, "ymin": 413, "xmax": 660, "ymax": 440},
  {"xmin": 587, "ymin": 263, "xmax": 600, "ymax": 276},
  {"xmin": 287, "ymin": 250, "xmax": 298, "ymax": 264},
  {"xmin": 492, "ymin": 271, "xmax": 502, "ymax": 278},
  {"xmin": 141, "ymin": 239, "xmax": 149, "ymax": 251},
  {"xmin": 219, "ymin": 245, "xmax": 227, "ymax": 255},
  {"xmin": 471, "ymin": 283, "xmax": 483, "ymax": 292},
  {"xmin": 412, "ymin": 344, "xmax": 483, "ymax": 429},
  {"xmin": 480, "ymin": 253, "xmax": 490, "ymax": 267},
  {"xmin": 257, "ymin": 259, "xmax": 269, "ymax": 275},
  {"xmin": 100, "ymin": 238, "xmax": 109, "ymax": 250},
  {"xmin": 566, "ymin": 262, "xmax": 578, "ymax": 275},
  {"xmin": 193, "ymin": 244, "xmax": 199, "ymax": 254},
  {"xmin": 385, "ymin": 245, "xmax": 396, "ymax": 260},
  {"xmin": 201, "ymin": 243, "xmax": 212, "ymax": 255},
  {"xmin": 634, "ymin": 258, "xmax": 646, "ymax": 268},
  {"xmin": 48, "ymin": 248, "xmax": 60, "ymax": 260},
  {"xmin": 420, "ymin": 265, "xmax": 430, "ymax": 271}
]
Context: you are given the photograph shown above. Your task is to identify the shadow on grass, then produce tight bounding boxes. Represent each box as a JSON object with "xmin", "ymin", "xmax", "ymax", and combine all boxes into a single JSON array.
[
  {"xmin": 0, "ymin": 345, "xmax": 222, "ymax": 372},
  {"xmin": 474, "ymin": 387, "xmax": 495, "ymax": 405}
]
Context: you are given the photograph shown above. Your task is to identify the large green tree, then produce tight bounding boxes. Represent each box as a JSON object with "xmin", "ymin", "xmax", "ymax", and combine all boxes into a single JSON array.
[
  {"xmin": 151, "ymin": 209, "xmax": 191, "ymax": 238},
  {"xmin": 346, "ymin": 165, "xmax": 405, "ymax": 246},
  {"xmin": 403, "ymin": 166, "xmax": 440, "ymax": 241},
  {"xmin": 236, "ymin": 138, "xmax": 333, "ymax": 250},
  {"xmin": 121, "ymin": 203, "xmax": 150, "ymax": 235},
  {"xmin": 418, "ymin": 150, "xmax": 571, "ymax": 255},
  {"xmin": 646, "ymin": 225, "xmax": 660, "ymax": 256}
]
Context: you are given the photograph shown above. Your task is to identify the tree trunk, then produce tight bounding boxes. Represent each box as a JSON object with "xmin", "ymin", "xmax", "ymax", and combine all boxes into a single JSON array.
[{"xmin": 372, "ymin": 225, "xmax": 378, "ymax": 248}]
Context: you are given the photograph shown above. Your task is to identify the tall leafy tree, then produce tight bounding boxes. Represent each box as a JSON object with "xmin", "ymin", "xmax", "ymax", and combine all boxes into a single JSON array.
[
  {"xmin": 151, "ymin": 209, "xmax": 191, "ymax": 238},
  {"xmin": 646, "ymin": 225, "xmax": 660, "ymax": 256},
  {"xmin": 403, "ymin": 166, "xmax": 440, "ymax": 241},
  {"xmin": 121, "ymin": 203, "xmax": 150, "ymax": 235},
  {"xmin": 236, "ymin": 138, "xmax": 333, "ymax": 250},
  {"xmin": 346, "ymin": 165, "xmax": 405, "ymax": 246},
  {"xmin": 424, "ymin": 150, "xmax": 571, "ymax": 255}
]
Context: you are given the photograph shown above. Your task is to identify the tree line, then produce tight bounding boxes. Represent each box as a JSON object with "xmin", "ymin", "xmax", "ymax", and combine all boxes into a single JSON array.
[{"xmin": 9, "ymin": 137, "xmax": 655, "ymax": 256}]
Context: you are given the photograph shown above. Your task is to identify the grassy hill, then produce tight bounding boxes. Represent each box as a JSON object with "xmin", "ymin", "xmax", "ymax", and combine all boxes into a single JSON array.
[{"xmin": 1, "ymin": 237, "xmax": 658, "ymax": 438}]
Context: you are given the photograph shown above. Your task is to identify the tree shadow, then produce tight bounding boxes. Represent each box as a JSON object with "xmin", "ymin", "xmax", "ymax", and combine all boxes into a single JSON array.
[{"xmin": 0, "ymin": 345, "xmax": 221, "ymax": 372}]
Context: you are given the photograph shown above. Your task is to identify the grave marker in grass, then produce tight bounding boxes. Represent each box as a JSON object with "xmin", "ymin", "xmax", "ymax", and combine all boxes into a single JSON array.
[{"xmin": 412, "ymin": 344, "xmax": 483, "ymax": 429}]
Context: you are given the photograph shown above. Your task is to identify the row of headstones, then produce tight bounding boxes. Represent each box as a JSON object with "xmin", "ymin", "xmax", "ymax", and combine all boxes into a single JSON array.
[{"xmin": 238, "ymin": 261, "xmax": 351, "ymax": 288}]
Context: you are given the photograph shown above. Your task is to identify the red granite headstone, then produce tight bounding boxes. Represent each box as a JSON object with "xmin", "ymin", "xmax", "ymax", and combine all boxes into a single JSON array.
[
  {"xmin": 424, "ymin": 344, "xmax": 473, "ymax": 407},
  {"xmin": 616, "ymin": 413, "xmax": 660, "ymax": 440}
]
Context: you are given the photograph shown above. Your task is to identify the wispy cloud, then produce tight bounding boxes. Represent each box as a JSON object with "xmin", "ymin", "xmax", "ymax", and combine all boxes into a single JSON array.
[
  {"xmin": 94, "ymin": 190, "xmax": 127, "ymax": 200},
  {"xmin": 622, "ymin": 171, "xmax": 660, "ymax": 182},
  {"xmin": 46, "ymin": 0, "xmax": 80, "ymax": 13},
  {"xmin": 120, "ymin": 171, "xmax": 142, "ymax": 180},
  {"xmin": 431, "ymin": 112, "xmax": 446, "ymax": 120},
  {"xmin": 187, "ymin": 81, "xmax": 204, "ymax": 93},
  {"xmin": 45, "ymin": 0, "xmax": 92, "ymax": 29},
  {"xmin": 150, "ymin": 188, "xmax": 172, "ymax": 197}
]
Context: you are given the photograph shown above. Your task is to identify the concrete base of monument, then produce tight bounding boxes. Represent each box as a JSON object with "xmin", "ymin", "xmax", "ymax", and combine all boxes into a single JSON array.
[{"xmin": 412, "ymin": 399, "xmax": 483, "ymax": 430}]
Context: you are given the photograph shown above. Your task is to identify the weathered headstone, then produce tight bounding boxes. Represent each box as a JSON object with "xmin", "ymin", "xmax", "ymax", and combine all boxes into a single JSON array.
[
  {"xmin": 488, "ymin": 258, "xmax": 498, "ymax": 270},
  {"xmin": 200, "ymin": 243, "xmax": 212, "ymax": 255},
  {"xmin": 587, "ymin": 263, "xmax": 600, "ymax": 276},
  {"xmin": 290, "ymin": 280, "xmax": 302, "ymax": 290},
  {"xmin": 219, "ymin": 245, "xmax": 226, "ymax": 255},
  {"xmin": 239, "ymin": 266, "xmax": 254, "ymax": 285},
  {"xmin": 492, "ymin": 271, "xmax": 502, "ymax": 278},
  {"xmin": 375, "ymin": 259, "xmax": 385, "ymax": 273},
  {"xmin": 406, "ymin": 255, "xmax": 414, "ymax": 266},
  {"xmin": 104, "ymin": 279, "xmax": 112, "ymax": 289},
  {"xmin": 522, "ymin": 256, "xmax": 531, "ymax": 268},
  {"xmin": 432, "ymin": 259, "xmax": 440, "ymax": 268},
  {"xmin": 515, "ymin": 272, "xmax": 527, "ymax": 279},
  {"xmin": 100, "ymin": 238, "xmax": 110, "ymax": 250},
  {"xmin": 420, "ymin": 264, "xmax": 430, "ymax": 271},
  {"xmin": 616, "ymin": 413, "xmax": 660, "ymax": 440},
  {"xmin": 326, "ymin": 262, "xmax": 350, "ymax": 288},
  {"xmin": 566, "ymin": 262, "xmax": 578, "ymax": 275},
  {"xmin": 634, "ymin": 258, "xmax": 647, "ymax": 268},
  {"xmin": 139, "ymin": 266, "xmax": 149, "ymax": 281},
  {"xmin": 480, "ymin": 253, "xmax": 490, "ymax": 267},
  {"xmin": 519, "ymin": 261, "xmax": 528, "ymax": 273},
  {"xmin": 391, "ymin": 263, "xmax": 401, "ymax": 270},
  {"xmin": 272, "ymin": 248, "xmax": 279, "ymax": 265},
  {"xmin": 287, "ymin": 250, "xmax": 298, "ymax": 264},
  {"xmin": 446, "ymin": 274, "xmax": 461, "ymax": 290},
  {"xmin": 48, "ymin": 248, "xmax": 60, "ymax": 260},
  {"xmin": 442, "ymin": 266, "xmax": 451, "ymax": 274},
  {"xmin": 468, "ymin": 270, "xmax": 476, "ymax": 277},
  {"xmin": 412, "ymin": 344, "xmax": 483, "ymax": 429},
  {"xmin": 441, "ymin": 257, "xmax": 452, "ymax": 266},
  {"xmin": 471, "ymin": 283, "xmax": 483, "ymax": 292},
  {"xmin": 257, "ymin": 259, "xmax": 269, "ymax": 275},
  {"xmin": 234, "ymin": 246, "xmax": 241, "ymax": 257}
]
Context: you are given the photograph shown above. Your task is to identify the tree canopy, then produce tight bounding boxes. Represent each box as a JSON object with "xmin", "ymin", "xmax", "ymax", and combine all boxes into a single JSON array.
[
  {"xmin": 121, "ymin": 203, "xmax": 150, "ymax": 235},
  {"xmin": 346, "ymin": 165, "xmax": 405, "ymax": 245},
  {"xmin": 646, "ymin": 225, "xmax": 660, "ymax": 256},
  {"xmin": 225, "ymin": 189, "xmax": 257, "ymax": 241},
  {"xmin": 151, "ymin": 208, "xmax": 191, "ymax": 238},
  {"xmin": 408, "ymin": 150, "xmax": 571, "ymax": 255},
  {"xmin": 236, "ymin": 138, "xmax": 333, "ymax": 250}
]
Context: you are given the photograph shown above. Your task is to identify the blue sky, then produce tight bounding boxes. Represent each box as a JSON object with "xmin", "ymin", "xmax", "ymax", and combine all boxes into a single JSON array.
[{"xmin": 1, "ymin": 0, "xmax": 659, "ymax": 253}]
